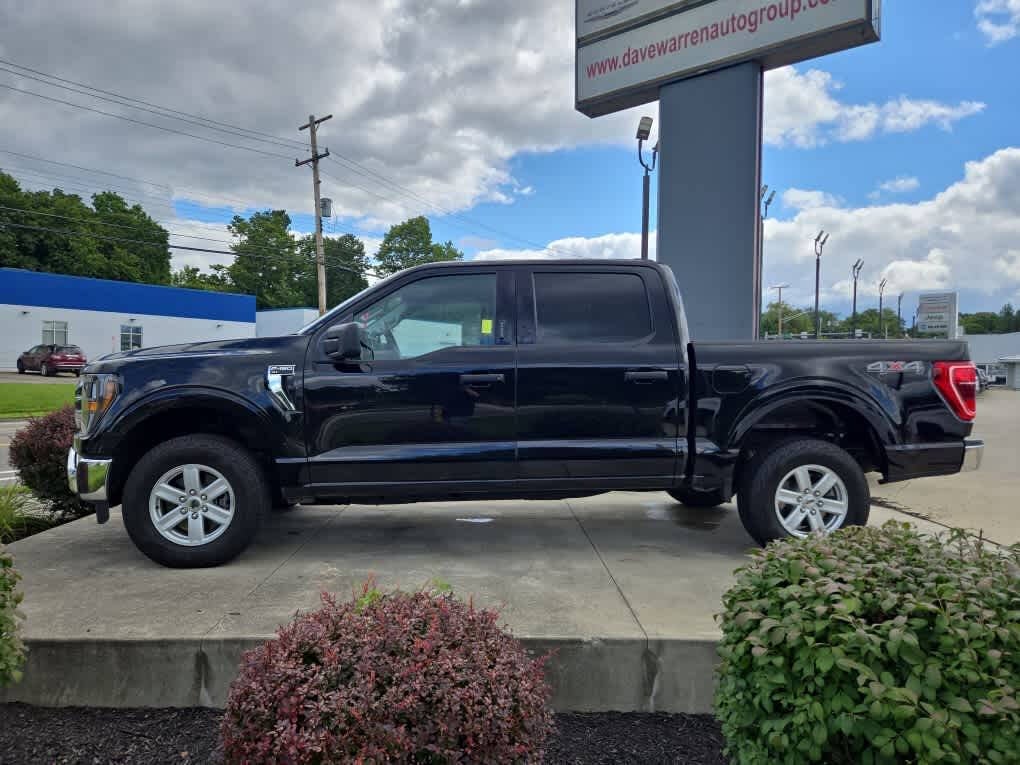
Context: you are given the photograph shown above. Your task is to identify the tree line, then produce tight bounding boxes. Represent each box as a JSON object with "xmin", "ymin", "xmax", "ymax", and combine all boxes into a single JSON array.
[
  {"xmin": 761, "ymin": 301, "xmax": 906, "ymax": 338},
  {"xmin": 0, "ymin": 170, "xmax": 463, "ymax": 310},
  {"xmin": 959, "ymin": 305, "xmax": 1020, "ymax": 335}
]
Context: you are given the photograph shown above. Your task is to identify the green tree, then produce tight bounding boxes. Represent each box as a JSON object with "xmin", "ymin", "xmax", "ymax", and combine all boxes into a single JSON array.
[
  {"xmin": 224, "ymin": 210, "xmax": 307, "ymax": 309},
  {"xmin": 997, "ymin": 303, "xmax": 1016, "ymax": 333},
  {"xmin": 297, "ymin": 233, "xmax": 370, "ymax": 309},
  {"xmin": 0, "ymin": 171, "xmax": 171, "ymax": 284},
  {"xmin": 375, "ymin": 216, "xmax": 463, "ymax": 276},
  {"xmin": 170, "ymin": 266, "xmax": 234, "ymax": 292}
]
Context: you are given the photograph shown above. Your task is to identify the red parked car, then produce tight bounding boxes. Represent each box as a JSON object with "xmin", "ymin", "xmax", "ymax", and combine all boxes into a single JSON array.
[{"xmin": 16, "ymin": 344, "xmax": 87, "ymax": 376}]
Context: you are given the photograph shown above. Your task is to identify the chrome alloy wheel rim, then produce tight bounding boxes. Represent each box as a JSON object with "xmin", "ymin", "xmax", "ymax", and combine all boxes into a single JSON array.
[
  {"xmin": 149, "ymin": 464, "xmax": 235, "ymax": 546},
  {"xmin": 774, "ymin": 464, "xmax": 849, "ymax": 537}
]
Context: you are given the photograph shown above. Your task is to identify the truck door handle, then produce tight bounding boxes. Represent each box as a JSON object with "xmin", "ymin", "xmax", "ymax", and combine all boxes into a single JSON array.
[
  {"xmin": 625, "ymin": 370, "xmax": 669, "ymax": 383},
  {"xmin": 460, "ymin": 373, "xmax": 504, "ymax": 388}
]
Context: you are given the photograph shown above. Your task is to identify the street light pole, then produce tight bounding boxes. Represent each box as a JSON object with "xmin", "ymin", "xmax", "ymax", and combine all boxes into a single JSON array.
[
  {"xmin": 897, "ymin": 293, "xmax": 904, "ymax": 337},
  {"xmin": 878, "ymin": 278, "xmax": 888, "ymax": 338},
  {"xmin": 770, "ymin": 283, "xmax": 790, "ymax": 338},
  {"xmin": 636, "ymin": 117, "xmax": 657, "ymax": 260},
  {"xmin": 851, "ymin": 259, "xmax": 864, "ymax": 337},
  {"xmin": 813, "ymin": 230, "xmax": 829, "ymax": 339}
]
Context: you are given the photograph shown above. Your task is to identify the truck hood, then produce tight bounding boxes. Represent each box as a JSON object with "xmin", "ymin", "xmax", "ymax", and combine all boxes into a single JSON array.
[{"xmin": 87, "ymin": 335, "xmax": 306, "ymax": 371}]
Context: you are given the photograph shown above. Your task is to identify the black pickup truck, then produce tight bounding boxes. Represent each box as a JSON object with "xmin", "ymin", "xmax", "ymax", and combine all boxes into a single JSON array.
[{"xmin": 67, "ymin": 260, "xmax": 983, "ymax": 567}]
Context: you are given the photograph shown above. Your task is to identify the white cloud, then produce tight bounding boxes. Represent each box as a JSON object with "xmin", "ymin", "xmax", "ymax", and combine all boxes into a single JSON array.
[
  {"xmin": 0, "ymin": 3, "xmax": 990, "ymax": 237},
  {"xmin": 763, "ymin": 148, "xmax": 1020, "ymax": 306},
  {"xmin": 869, "ymin": 176, "xmax": 921, "ymax": 200},
  {"xmin": 474, "ymin": 149, "xmax": 1020, "ymax": 313},
  {"xmin": 782, "ymin": 189, "xmax": 841, "ymax": 211},
  {"xmin": 764, "ymin": 68, "xmax": 985, "ymax": 148},
  {"xmin": 976, "ymin": 0, "xmax": 1020, "ymax": 44},
  {"xmin": 475, "ymin": 231, "xmax": 653, "ymax": 261}
]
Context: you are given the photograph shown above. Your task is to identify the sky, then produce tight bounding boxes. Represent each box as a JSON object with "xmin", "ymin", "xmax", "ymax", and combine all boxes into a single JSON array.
[{"xmin": 1, "ymin": 0, "xmax": 1019, "ymax": 319}]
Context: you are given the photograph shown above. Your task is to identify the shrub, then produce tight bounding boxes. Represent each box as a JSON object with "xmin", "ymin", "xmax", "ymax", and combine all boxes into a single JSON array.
[
  {"xmin": 0, "ymin": 548, "xmax": 26, "ymax": 687},
  {"xmin": 0, "ymin": 486, "xmax": 54, "ymax": 544},
  {"xmin": 9, "ymin": 406, "xmax": 90, "ymax": 520},
  {"xmin": 716, "ymin": 523, "xmax": 1019, "ymax": 765},
  {"xmin": 222, "ymin": 584, "xmax": 553, "ymax": 764}
]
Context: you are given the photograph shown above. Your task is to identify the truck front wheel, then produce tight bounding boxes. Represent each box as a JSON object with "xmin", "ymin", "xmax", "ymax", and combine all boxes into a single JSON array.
[
  {"xmin": 122, "ymin": 435, "xmax": 269, "ymax": 567},
  {"xmin": 737, "ymin": 439, "xmax": 870, "ymax": 546}
]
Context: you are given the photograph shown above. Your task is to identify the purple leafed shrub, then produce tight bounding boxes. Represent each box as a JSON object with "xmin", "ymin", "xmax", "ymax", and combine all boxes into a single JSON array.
[
  {"xmin": 221, "ymin": 584, "xmax": 553, "ymax": 764},
  {"xmin": 9, "ymin": 406, "xmax": 90, "ymax": 520}
]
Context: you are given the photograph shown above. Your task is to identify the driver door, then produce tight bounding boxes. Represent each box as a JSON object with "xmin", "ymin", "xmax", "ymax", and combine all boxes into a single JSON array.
[{"xmin": 303, "ymin": 267, "xmax": 516, "ymax": 493}]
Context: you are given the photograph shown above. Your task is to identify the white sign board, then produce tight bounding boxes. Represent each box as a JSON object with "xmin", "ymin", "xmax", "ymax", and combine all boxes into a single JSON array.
[
  {"xmin": 578, "ymin": 0, "xmax": 699, "ymax": 42},
  {"xmin": 916, "ymin": 292, "xmax": 959, "ymax": 337},
  {"xmin": 576, "ymin": 0, "xmax": 880, "ymax": 117}
]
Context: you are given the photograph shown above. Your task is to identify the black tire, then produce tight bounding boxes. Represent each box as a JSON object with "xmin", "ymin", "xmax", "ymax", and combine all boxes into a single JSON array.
[
  {"xmin": 667, "ymin": 486, "xmax": 730, "ymax": 508},
  {"xmin": 122, "ymin": 434, "xmax": 269, "ymax": 567},
  {"xmin": 737, "ymin": 438, "xmax": 869, "ymax": 547},
  {"xmin": 16, "ymin": 361, "xmax": 25, "ymax": 374}
]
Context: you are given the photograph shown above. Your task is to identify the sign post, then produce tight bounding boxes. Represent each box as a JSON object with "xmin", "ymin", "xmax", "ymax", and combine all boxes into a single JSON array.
[{"xmin": 575, "ymin": 0, "xmax": 881, "ymax": 340}]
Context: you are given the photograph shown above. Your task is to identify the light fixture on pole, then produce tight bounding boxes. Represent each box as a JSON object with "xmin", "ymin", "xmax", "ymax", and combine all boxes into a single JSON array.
[
  {"xmin": 770, "ymin": 283, "xmax": 790, "ymax": 337},
  {"xmin": 851, "ymin": 259, "xmax": 864, "ymax": 337},
  {"xmin": 636, "ymin": 116, "xmax": 657, "ymax": 261},
  {"xmin": 878, "ymin": 278, "xmax": 888, "ymax": 338},
  {"xmin": 813, "ymin": 230, "xmax": 829, "ymax": 339}
]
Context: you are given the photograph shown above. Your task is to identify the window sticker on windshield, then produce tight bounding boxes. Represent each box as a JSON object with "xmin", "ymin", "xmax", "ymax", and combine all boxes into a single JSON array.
[{"xmin": 481, "ymin": 318, "xmax": 493, "ymax": 334}]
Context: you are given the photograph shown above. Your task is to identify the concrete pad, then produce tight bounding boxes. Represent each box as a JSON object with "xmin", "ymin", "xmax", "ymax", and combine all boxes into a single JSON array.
[
  {"xmin": 869, "ymin": 388, "xmax": 1020, "ymax": 545},
  {"xmin": 0, "ymin": 491, "xmax": 971, "ymax": 712}
]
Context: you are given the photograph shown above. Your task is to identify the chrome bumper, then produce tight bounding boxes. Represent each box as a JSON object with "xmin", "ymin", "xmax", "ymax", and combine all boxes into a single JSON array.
[
  {"xmin": 67, "ymin": 442, "xmax": 111, "ymax": 502},
  {"xmin": 962, "ymin": 438, "xmax": 984, "ymax": 473}
]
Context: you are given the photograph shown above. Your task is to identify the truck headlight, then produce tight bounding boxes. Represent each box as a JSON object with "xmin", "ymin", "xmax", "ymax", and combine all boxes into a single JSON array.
[{"xmin": 76, "ymin": 374, "xmax": 120, "ymax": 434}]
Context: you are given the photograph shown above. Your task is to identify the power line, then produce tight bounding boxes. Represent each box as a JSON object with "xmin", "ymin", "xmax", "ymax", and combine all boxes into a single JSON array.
[
  {"xmin": 0, "ymin": 63, "xmax": 307, "ymax": 152},
  {"xmin": 0, "ymin": 58, "xmax": 308, "ymax": 149},
  {"xmin": 0, "ymin": 82, "xmax": 294, "ymax": 160}
]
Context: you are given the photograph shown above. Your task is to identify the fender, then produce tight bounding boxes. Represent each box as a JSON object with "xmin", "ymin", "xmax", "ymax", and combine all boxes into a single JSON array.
[
  {"xmin": 91, "ymin": 385, "xmax": 283, "ymax": 456},
  {"xmin": 725, "ymin": 377, "xmax": 900, "ymax": 453}
]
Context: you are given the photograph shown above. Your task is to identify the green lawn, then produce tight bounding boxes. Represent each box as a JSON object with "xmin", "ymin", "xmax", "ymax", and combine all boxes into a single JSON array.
[{"xmin": 0, "ymin": 383, "xmax": 76, "ymax": 419}]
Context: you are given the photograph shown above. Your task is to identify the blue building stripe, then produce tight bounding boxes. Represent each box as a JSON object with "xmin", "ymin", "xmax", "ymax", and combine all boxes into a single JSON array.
[{"xmin": 0, "ymin": 268, "xmax": 255, "ymax": 323}]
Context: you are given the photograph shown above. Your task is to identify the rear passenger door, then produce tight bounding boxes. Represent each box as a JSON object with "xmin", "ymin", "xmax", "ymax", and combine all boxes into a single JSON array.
[{"xmin": 515, "ymin": 265, "xmax": 684, "ymax": 488}]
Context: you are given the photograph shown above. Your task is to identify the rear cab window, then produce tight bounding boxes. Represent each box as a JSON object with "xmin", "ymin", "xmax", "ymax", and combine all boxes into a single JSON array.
[{"xmin": 532, "ymin": 271, "xmax": 653, "ymax": 344}]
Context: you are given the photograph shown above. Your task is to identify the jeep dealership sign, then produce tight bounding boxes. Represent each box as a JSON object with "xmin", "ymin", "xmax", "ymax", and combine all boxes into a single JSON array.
[{"xmin": 576, "ymin": 0, "xmax": 881, "ymax": 116}]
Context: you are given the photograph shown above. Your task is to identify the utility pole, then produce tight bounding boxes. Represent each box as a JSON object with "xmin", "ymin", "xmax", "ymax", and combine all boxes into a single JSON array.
[
  {"xmin": 878, "ymin": 278, "xmax": 888, "ymax": 338},
  {"xmin": 297, "ymin": 113, "xmax": 333, "ymax": 315},
  {"xmin": 813, "ymin": 230, "xmax": 829, "ymax": 339},
  {"xmin": 770, "ymin": 283, "xmax": 789, "ymax": 338},
  {"xmin": 897, "ymin": 293, "xmax": 904, "ymax": 337},
  {"xmin": 851, "ymin": 259, "xmax": 864, "ymax": 337}
]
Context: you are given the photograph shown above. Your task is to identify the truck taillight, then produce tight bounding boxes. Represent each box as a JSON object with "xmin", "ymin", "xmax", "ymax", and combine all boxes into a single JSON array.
[{"xmin": 932, "ymin": 362, "xmax": 977, "ymax": 421}]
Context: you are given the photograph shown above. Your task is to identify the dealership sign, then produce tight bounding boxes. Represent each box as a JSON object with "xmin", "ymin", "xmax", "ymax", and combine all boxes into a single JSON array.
[
  {"xmin": 576, "ymin": 0, "xmax": 881, "ymax": 116},
  {"xmin": 916, "ymin": 292, "xmax": 959, "ymax": 337}
]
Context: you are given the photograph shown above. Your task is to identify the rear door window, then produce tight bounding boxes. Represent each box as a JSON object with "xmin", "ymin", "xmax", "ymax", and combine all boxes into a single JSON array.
[{"xmin": 533, "ymin": 272, "xmax": 652, "ymax": 344}]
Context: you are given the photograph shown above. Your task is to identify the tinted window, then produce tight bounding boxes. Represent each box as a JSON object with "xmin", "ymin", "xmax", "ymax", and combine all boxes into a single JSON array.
[
  {"xmin": 355, "ymin": 273, "xmax": 497, "ymax": 360},
  {"xmin": 58, "ymin": 346, "xmax": 82, "ymax": 354},
  {"xmin": 533, "ymin": 272, "xmax": 652, "ymax": 344}
]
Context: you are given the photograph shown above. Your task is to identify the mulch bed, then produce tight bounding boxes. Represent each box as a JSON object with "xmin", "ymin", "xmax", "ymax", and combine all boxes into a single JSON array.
[{"xmin": 0, "ymin": 704, "xmax": 727, "ymax": 764}]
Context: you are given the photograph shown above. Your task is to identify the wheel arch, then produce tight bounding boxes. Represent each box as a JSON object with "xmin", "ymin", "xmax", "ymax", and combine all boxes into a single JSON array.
[{"xmin": 103, "ymin": 389, "xmax": 281, "ymax": 507}]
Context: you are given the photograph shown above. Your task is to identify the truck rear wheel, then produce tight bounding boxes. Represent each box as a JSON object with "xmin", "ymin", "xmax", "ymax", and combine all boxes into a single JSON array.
[
  {"xmin": 122, "ymin": 435, "xmax": 269, "ymax": 567},
  {"xmin": 667, "ymin": 486, "xmax": 730, "ymax": 508},
  {"xmin": 737, "ymin": 438, "xmax": 869, "ymax": 546}
]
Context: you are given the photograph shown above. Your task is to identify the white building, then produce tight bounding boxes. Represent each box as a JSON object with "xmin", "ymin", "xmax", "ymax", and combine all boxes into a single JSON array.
[
  {"xmin": 256, "ymin": 307, "xmax": 319, "ymax": 337},
  {"xmin": 964, "ymin": 332, "xmax": 1020, "ymax": 384},
  {"xmin": 0, "ymin": 268, "xmax": 256, "ymax": 371}
]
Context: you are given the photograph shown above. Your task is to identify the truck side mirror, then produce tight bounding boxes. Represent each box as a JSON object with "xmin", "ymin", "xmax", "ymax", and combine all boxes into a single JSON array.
[{"xmin": 323, "ymin": 323, "xmax": 364, "ymax": 361}]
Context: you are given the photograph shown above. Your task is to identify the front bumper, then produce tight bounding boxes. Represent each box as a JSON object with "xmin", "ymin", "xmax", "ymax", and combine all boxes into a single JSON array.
[
  {"xmin": 962, "ymin": 438, "xmax": 984, "ymax": 472},
  {"xmin": 67, "ymin": 441, "xmax": 112, "ymax": 503}
]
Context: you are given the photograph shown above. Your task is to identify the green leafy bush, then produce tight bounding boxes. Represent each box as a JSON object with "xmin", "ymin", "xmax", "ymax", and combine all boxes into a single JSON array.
[
  {"xmin": 0, "ymin": 548, "xmax": 26, "ymax": 687},
  {"xmin": 716, "ymin": 523, "xmax": 1019, "ymax": 764},
  {"xmin": 9, "ymin": 406, "xmax": 90, "ymax": 520}
]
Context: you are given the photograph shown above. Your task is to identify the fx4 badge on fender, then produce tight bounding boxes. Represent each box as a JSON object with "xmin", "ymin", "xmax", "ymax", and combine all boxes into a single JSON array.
[
  {"xmin": 866, "ymin": 361, "xmax": 925, "ymax": 375},
  {"xmin": 267, "ymin": 364, "xmax": 297, "ymax": 413}
]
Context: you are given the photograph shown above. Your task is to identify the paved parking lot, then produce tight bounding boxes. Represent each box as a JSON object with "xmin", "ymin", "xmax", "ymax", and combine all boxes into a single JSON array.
[
  {"xmin": 869, "ymin": 388, "xmax": 1019, "ymax": 544},
  {"xmin": 0, "ymin": 370, "xmax": 79, "ymax": 383}
]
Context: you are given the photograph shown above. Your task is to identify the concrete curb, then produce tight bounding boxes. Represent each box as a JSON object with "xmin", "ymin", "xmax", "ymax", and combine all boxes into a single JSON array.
[{"xmin": 0, "ymin": 636, "xmax": 719, "ymax": 713}]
